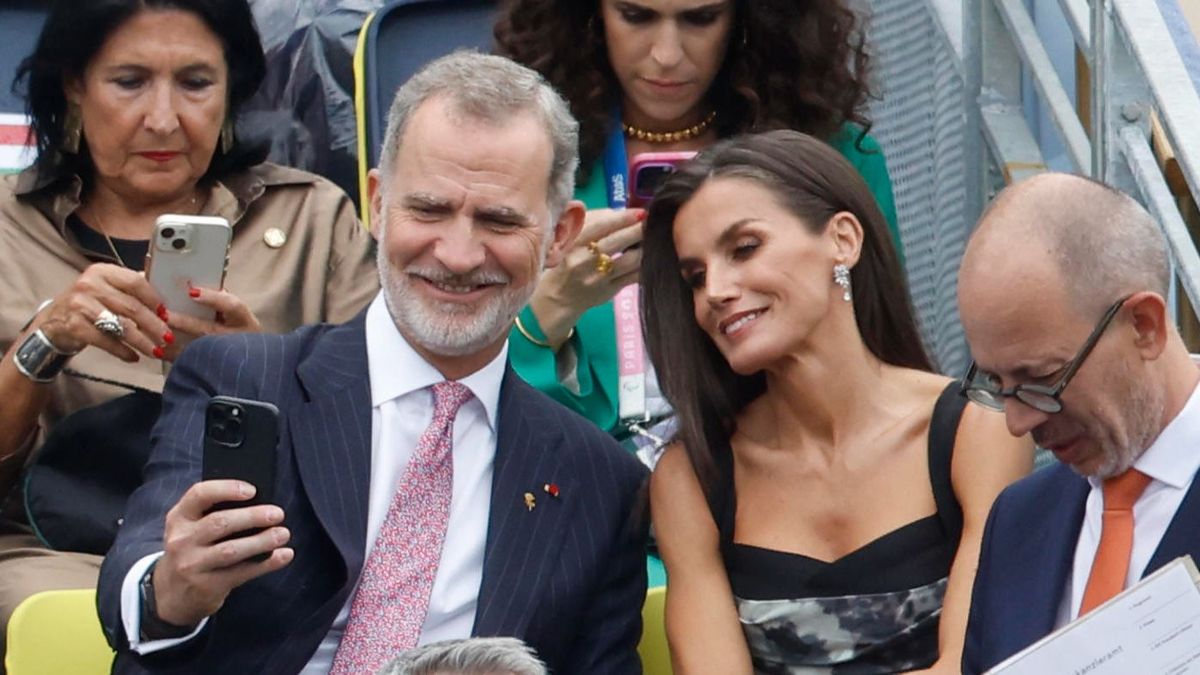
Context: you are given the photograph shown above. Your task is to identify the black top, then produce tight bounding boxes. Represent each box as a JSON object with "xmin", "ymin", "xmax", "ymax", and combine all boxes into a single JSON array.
[
  {"xmin": 66, "ymin": 213, "xmax": 148, "ymax": 272},
  {"xmin": 711, "ymin": 382, "xmax": 968, "ymax": 674}
]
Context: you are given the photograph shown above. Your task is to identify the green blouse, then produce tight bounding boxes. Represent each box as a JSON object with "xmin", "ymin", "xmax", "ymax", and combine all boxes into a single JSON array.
[{"xmin": 509, "ymin": 128, "xmax": 900, "ymax": 435}]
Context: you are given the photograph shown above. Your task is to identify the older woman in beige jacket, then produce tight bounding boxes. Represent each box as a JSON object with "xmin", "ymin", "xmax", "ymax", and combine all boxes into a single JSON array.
[{"xmin": 0, "ymin": 0, "xmax": 377, "ymax": 656}]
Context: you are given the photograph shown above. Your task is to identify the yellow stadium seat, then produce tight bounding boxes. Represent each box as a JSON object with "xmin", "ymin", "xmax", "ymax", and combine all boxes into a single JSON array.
[
  {"xmin": 5, "ymin": 589, "xmax": 113, "ymax": 675},
  {"xmin": 639, "ymin": 585, "xmax": 672, "ymax": 675}
]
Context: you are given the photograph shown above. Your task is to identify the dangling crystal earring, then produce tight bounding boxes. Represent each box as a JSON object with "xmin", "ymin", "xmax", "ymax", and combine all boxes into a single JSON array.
[
  {"xmin": 833, "ymin": 263, "xmax": 852, "ymax": 302},
  {"xmin": 62, "ymin": 104, "xmax": 82, "ymax": 155},
  {"xmin": 220, "ymin": 117, "xmax": 235, "ymax": 154}
]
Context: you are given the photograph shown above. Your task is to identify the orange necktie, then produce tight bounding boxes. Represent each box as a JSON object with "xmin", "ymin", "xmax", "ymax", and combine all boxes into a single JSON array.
[{"xmin": 1079, "ymin": 469, "xmax": 1153, "ymax": 615}]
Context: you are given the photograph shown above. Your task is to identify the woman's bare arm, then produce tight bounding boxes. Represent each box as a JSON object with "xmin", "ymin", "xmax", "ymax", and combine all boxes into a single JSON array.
[{"xmin": 652, "ymin": 443, "xmax": 755, "ymax": 675}]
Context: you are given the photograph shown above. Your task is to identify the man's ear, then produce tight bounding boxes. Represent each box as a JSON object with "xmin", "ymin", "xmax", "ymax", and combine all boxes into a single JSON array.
[
  {"xmin": 543, "ymin": 199, "xmax": 586, "ymax": 268},
  {"xmin": 1127, "ymin": 291, "xmax": 1169, "ymax": 360},
  {"xmin": 828, "ymin": 211, "xmax": 864, "ymax": 268},
  {"xmin": 366, "ymin": 168, "xmax": 384, "ymax": 242}
]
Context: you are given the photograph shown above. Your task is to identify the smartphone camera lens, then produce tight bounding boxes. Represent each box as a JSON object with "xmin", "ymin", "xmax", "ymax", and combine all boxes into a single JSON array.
[
  {"xmin": 160, "ymin": 227, "xmax": 175, "ymax": 239},
  {"xmin": 209, "ymin": 405, "xmax": 244, "ymax": 447},
  {"xmin": 172, "ymin": 238, "xmax": 186, "ymax": 250},
  {"xmin": 636, "ymin": 165, "xmax": 676, "ymax": 200}
]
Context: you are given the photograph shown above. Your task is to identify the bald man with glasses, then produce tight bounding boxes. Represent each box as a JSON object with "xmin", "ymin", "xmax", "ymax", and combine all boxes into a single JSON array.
[{"xmin": 957, "ymin": 173, "xmax": 1200, "ymax": 674}]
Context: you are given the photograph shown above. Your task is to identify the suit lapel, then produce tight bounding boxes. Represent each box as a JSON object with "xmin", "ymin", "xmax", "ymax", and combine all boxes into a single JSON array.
[
  {"xmin": 1147, "ymin": 469, "xmax": 1200, "ymax": 572},
  {"xmin": 290, "ymin": 313, "xmax": 373, "ymax": 577},
  {"xmin": 1014, "ymin": 466, "xmax": 1091, "ymax": 641},
  {"xmin": 473, "ymin": 368, "xmax": 575, "ymax": 637}
]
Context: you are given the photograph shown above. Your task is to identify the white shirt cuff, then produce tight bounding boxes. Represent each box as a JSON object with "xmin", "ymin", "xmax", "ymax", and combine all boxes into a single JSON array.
[{"xmin": 120, "ymin": 552, "xmax": 208, "ymax": 654}]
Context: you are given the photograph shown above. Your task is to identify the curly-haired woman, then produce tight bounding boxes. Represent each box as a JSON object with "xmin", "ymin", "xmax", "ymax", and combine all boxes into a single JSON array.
[{"xmin": 493, "ymin": 0, "xmax": 902, "ymax": 454}]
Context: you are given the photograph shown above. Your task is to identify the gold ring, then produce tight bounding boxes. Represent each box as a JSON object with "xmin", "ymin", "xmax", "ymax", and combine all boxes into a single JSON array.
[
  {"xmin": 595, "ymin": 253, "xmax": 614, "ymax": 276},
  {"xmin": 587, "ymin": 241, "xmax": 614, "ymax": 276}
]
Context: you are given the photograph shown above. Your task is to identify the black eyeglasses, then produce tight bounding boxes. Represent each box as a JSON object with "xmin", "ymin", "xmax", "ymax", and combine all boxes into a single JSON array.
[{"xmin": 959, "ymin": 295, "xmax": 1131, "ymax": 414}]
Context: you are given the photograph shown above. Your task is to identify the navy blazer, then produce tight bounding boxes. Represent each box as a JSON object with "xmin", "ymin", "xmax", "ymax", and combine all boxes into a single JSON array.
[
  {"xmin": 962, "ymin": 462, "xmax": 1200, "ymax": 674},
  {"xmin": 97, "ymin": 312, "xmax": 649, "ymax": 674}
]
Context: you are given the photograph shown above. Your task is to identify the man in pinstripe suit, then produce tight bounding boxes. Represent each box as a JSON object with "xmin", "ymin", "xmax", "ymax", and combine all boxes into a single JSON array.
[{"xmin": 97, "ymin": 52, "xmax": 649, "ymax": 674}]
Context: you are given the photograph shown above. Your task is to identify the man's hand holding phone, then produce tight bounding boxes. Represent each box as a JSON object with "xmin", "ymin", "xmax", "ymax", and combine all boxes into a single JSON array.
[{"xmin": 152, "ymin": 480, "xmax": 293, "ymax": 628}]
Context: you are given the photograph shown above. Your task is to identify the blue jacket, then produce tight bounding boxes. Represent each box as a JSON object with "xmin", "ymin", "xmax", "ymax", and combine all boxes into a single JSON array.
[
  {"xmin": 962, "ymin": 462, "xmax": 1200, "ymax": 673},
  {"xmin": 98, "ymin": 311, "xmax": 649, "ymax": 674}
]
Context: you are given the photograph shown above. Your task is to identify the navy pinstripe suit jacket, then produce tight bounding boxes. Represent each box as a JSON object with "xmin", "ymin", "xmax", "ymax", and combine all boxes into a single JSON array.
[{"xmin": 97, "ymin": 312, "xmax": 649, "ymax": 674}]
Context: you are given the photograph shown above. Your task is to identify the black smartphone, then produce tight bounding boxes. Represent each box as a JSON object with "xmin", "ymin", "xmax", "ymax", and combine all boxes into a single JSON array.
[{"xmin": 202, "ymin": 395, "xmax": 279, "ymax": 562}]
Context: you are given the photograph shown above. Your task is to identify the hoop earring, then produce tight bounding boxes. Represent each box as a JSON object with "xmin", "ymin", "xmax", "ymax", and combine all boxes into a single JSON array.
[
  {"xmin": 220, "ymin": 118, "xmax": 235, "ymax": 154},
  {"xmin": 62, "ymin": 104, "xmax": 82, "ymax": 155},
  {"xmin": 833, "ymin": 263, "xmax": 852, "ymax": 302}
]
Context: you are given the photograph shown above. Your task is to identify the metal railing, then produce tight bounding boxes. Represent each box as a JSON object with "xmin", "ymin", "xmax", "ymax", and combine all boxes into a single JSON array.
[{"xmin": 963, "ymin": 0, "xmax": 1200, "ymax": 311}]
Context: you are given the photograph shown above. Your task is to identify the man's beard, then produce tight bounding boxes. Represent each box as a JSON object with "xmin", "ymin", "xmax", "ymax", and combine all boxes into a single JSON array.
[
  {"xmin": 378, "ymin": 248, "xmax": 542, "ymax": 357},
  {"xmin": 1066, "ymin": 357, "xmax": 1165, "ymax": 480}
]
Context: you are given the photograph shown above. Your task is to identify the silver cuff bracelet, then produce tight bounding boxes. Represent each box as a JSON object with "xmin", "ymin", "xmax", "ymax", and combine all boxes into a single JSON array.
[{"xmin": 13, "ymin": 329, "xmax": 77, "ymax": 383}]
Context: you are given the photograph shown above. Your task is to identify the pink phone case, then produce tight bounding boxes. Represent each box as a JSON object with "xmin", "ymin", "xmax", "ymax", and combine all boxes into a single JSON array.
[{"xmin": 628, "ymin": 151, "xmax": 698, "ymax": 208}]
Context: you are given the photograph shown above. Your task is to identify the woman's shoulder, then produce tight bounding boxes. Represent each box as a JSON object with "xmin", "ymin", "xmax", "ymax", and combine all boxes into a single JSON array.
[
  {"xmin": 239, "ymin": 162, "xmax": 347, "ymax": 197},
  {"xmin": 870, "ymin": 368, "xmax": 956, "ymax": 430},
  {"xmin": 827, "ymin": 123, "xmax": 884, "ymax": 162},
  {"xmin": 0, "ymin": 170, "xmax": 56, "ymax": 234},
  {"xmin": 221, "ymin": 163, "xmax": 357, "ymax": 227},
  {"xmin": 0, "ymin": 173, "xmax": 21, "ymax": 211}
]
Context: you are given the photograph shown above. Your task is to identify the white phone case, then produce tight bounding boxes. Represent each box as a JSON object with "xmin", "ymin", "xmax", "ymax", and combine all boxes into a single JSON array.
[{"xmin": 146, "ymin": 214, "xmax": 231, "ymax": 322}]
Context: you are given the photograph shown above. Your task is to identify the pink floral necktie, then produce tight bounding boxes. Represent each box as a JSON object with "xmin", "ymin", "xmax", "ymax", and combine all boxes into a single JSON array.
[{"xmin": 330, "ymin": 380, "xmax": 473, "ymax": 674}]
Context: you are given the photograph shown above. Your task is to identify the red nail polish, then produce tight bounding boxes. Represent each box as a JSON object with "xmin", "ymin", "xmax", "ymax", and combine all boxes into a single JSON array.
[
  {"xmin": 188, "ymin": 287, "xmax": 201, "ymax": 298},
  {"xmin": 163, "ymin": 331, "xmax": 175, "ymax": 345},
  {"xmin": 156, "ymin": 303, "xmax": 167, "ymax": 319},
  {"xmin": 153, "ymin": 345, "xmax": 165, "ymax": 359},
  {"xmin": 634, "ymin": 209, "xmax": 648, "ymax": 222}
]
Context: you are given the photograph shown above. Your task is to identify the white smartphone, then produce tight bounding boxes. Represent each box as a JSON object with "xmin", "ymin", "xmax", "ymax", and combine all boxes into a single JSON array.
[{"xmin": 146, "ymin": 214, "xmax": 232, "ymax": 322}]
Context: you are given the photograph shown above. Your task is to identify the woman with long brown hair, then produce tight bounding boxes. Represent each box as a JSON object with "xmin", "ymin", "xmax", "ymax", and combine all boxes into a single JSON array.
[{"xmin": 642, "ymin": 130, "xmax": 1030, "ymax": 673}]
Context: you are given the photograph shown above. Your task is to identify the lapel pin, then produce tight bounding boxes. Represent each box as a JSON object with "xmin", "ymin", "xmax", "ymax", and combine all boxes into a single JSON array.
[
  {"xmin": 263, "ymin": 227, "xmax": 287, "ymax": 248},
  {"xmin": 543, "ymin": 483, "xmax": 560, "ymax": 498},
  {"xmin": 524, "ymin": 492, "xmax": 536, "ymax": 511}
]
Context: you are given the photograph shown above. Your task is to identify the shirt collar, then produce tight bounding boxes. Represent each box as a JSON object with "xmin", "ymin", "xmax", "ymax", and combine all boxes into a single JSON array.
[
  {"xmin": 1099, "ymin": 363, "xmax": 1200, "ymax": 490},
  {"xmin": 12, "ymin": 163, "xmax": 309, "ymax": 233},
  {"xmin": 364, "ymin": 292, "xmax": 507, "ymax": 431}
]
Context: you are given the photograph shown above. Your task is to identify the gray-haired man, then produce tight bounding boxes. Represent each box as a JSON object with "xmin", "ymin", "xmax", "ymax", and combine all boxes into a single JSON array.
[
  {"xmin": 97, "ymin": 51, "xmax": 649, "ymax": 675},
  {"xmin": 379, "ymin": 638, "xmax": 546, "ymax": 675}
]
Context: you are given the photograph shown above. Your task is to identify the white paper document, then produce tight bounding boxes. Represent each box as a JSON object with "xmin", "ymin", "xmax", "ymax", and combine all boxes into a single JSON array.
[{"xmin": 987, "ymin": 556, "xmax": 1200, "ymax": 674}]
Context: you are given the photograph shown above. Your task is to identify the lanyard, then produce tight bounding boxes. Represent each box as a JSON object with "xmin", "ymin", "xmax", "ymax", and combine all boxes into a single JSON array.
[{"xmin": 602, "ymin": 120, "xmax": 648, "ymax": 422}]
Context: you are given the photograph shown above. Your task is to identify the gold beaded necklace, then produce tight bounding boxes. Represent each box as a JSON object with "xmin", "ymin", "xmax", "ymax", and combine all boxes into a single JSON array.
[{"xmin": 623, "ymin": 110, "xmax": 717, "ymax": 144}]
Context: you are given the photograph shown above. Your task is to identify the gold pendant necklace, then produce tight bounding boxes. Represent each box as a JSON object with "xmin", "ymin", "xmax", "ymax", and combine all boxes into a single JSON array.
[
  {"xmin": 623, "ymin": 110, "xmax": 717, "ymax": 144},
  {"xmin": 85, "ymin": 192, "xmax": 203, "ymax": 269},
  {"xmin": 98, "ymin": 220, "xmax": 128, "ymax": 268}
]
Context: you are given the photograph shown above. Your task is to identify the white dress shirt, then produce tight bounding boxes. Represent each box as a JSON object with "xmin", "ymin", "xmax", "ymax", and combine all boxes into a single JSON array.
[
  {"xmin": 122, "ymin": 293, "xmax": 506, "ymax": 673},
  {"xmin": 1055, "ymin": 375, "xmax": 1200, "ymax": 626}
]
